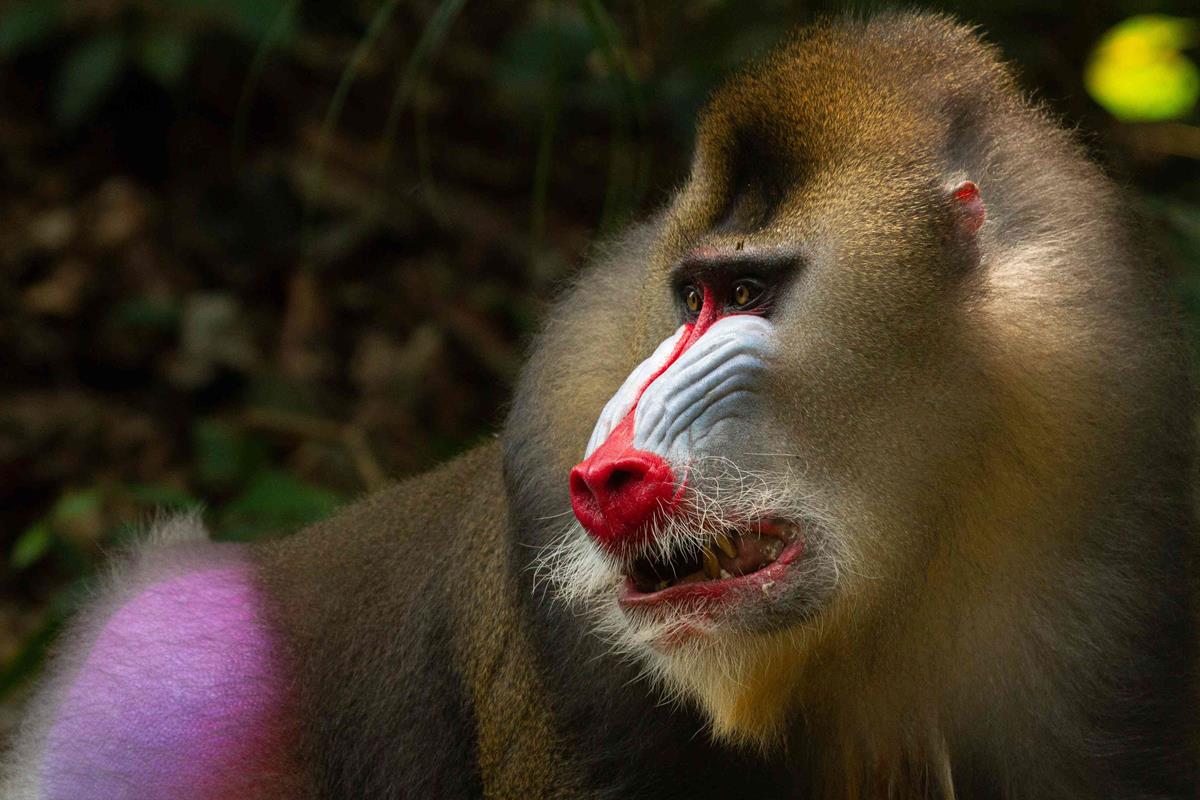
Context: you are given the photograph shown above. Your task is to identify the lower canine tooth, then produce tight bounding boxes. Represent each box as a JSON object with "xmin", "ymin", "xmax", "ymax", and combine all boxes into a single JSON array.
[
  {"xmin": 715, "ymin": 531, "xmax": 738, "ymax": 558},
  {"xmin": 702, "ymin": 547, "xmax": 721, "ymax": 579}
]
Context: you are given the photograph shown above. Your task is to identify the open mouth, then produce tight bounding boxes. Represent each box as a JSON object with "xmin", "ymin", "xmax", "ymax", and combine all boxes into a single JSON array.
[{"xmin": 620, "ymin": 518, "xmax": 804, "ymax": 607}]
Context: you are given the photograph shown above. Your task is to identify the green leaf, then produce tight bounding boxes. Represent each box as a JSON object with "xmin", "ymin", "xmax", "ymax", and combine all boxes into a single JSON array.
[
  {"xmin": 192, "ymin": 419, "xmax": 268, "ymax": 489},
  {"xmin": 218, "ymin": 469, "xmax": 342, "ymax": 541},
  {"xmin": 0, "ymin": 614, "xmax": 64, "ymax": 700},
  {"xmin": 169, "ymin": 0, "xmax": 298, "ymax": 44},
  {"xmin": 1085, "ymin": 15, "xmax": 1200, "ymax": 122},
  {"xmin": 54, "ymin": 32, "xmax": 125, "ymax": 126},
  {"xmin": 10, "ymin": 521, "xmax": 53, "ymax": 570},
  {"xmin": 138, "ymin": 30, "xmax": 191, "ymax": 87},
  {"xmin": 193, "ymin": 419, "xmax": 245, "ymax": 488},
  {"xmin": 11, "ymin": 487, "xmax": 105, "ymax": 569},
  {"xmin": 227, "ymin": 0, "xmax": 299, "ymax": 44},
  {"xmin": 127, "ymin": 482, "xmax": 199, "ymax": 509},
  {"xmin": 0, "ymin": 0, "xmax": 63, "ymax": 58},
  {"xmin": 111, "ymin": 298, "xmax": 181, "ymax": 330},
  {"xmin": 52, "ymin": 487, "xmax": 102, "ymax": 521},
  {"xmin": 500, "ymin": 9, "xmax": 594, "ymax": 95},
  {"xmin": 232, "ymin": 0, "xmax": 300, "ymax": 166}
]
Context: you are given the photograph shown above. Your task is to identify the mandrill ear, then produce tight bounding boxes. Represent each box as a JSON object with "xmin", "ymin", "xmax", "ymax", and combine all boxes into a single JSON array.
[{"xmin": 947, "ymin": 179, "xmax": 986, "ymax": 238}]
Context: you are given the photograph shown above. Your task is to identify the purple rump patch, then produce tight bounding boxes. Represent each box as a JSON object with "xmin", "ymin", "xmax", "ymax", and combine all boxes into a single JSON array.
[{"xmin": 39, "ymin": 558, "xmax": 294, "ymax": 800}]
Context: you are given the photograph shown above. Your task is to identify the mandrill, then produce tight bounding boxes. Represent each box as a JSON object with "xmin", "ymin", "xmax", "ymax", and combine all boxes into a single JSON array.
[{"xmin": 3, "ymin": 11, "xmax": 1197, "ymax": 800}]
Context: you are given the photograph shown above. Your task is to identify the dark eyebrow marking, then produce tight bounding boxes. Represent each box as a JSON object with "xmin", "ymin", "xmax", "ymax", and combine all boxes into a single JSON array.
[{"xmin": 672, "ymin": 244, "xmax": 804, "ymax": 288}]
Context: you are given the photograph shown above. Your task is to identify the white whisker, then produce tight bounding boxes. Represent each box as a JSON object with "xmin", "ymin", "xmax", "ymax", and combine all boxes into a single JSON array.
[{"xmin": 526, "ymin": 456, "xmax": 853, "ymax": 718}]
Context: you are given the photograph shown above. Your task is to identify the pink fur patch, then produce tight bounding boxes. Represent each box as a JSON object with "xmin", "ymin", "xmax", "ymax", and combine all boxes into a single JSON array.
[{"xmin": 39, "ymin": 560, "xmax": 294, "ymax": 799}]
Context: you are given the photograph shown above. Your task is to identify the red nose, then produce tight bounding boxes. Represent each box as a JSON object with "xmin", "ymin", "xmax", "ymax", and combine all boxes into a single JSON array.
[{"xmin": 569, "ymin": 435, "xmax": 678, "ymax": 553}]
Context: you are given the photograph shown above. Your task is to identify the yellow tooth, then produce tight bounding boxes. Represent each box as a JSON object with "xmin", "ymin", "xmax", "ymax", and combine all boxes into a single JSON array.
[
  {"xmin": 702, "ymin": 547, "xmax": 721, "ymax": 579},
  {"xmin": 715, "ymin": 531, "xmax": 738, "ymax": 559}
]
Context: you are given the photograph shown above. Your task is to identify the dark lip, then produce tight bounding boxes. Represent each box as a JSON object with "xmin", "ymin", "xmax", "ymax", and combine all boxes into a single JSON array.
[{"xmin": 617, "ymin": 535, "xmax": 806, "ymax": 612}]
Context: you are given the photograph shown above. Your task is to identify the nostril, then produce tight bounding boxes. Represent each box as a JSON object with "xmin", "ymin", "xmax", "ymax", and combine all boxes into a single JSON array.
[
  {"xmin": 604, "ymin": 467, "xmax": 639, "ymax": 494},
  {"xmin": 570, "ymin": 468, "xmax": 598, "ymax": 509},
  {"xmin": 569, "ymin": 446, "xmax": 678, "ymax": 551}
]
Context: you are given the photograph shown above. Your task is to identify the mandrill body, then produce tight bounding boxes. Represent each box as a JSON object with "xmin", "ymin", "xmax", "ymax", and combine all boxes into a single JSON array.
[{"xmin": 4, "ymin": 12, "xmax": 1197, "ymax": 800}]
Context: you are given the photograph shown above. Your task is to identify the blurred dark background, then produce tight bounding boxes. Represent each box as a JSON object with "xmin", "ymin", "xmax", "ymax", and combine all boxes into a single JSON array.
[{"xmin": 2, "ymin": 0, "xmax": 1198, "ymax": 728}]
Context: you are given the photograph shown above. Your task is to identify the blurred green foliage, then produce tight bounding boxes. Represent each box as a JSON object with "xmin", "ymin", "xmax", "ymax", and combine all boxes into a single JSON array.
[
  {"xmin": 2, "ymin": 0, "xmax": 299, "ymax": 126},
  {"xmin": 1086, "ymin": 15, "xmax": 1199, "ymax": 122},
  {"xmin": 1, "ymin": 0, "xmax": 1199, "ymax": 714},
  {"xmin": 8, "ymin": 418, "xmax": 344, "ymax": 569}
]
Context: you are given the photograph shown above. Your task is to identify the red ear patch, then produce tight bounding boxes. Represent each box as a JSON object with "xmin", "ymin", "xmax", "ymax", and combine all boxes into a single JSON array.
[{"xmin": 950, "ymin": 180, "xmax": 985, "ymax": 235}]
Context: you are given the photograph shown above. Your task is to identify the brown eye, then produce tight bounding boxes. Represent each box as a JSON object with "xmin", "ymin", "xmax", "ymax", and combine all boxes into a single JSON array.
[
  {"xmin": 732, "ymin": 281, "xmax": 755, "ymax": 308},
  {"xmin": 683, "ymin": 286, "xmax": 702, "ymax": 314}
]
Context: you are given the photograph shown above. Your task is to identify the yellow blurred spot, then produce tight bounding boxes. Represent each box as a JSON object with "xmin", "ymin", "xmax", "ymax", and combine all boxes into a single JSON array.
[{"xmin": 1085, "ymin": 15, "xmax": 1200, "ymax": 122}]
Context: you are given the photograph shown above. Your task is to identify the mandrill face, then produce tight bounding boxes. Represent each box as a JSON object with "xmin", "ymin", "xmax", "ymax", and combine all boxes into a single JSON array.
[
  {"xmin": 531, "ymin": 49, "xmax": 991, "ymax": 650},
  {"xmin": 507, "ymin": 15, "xmax": 1185, "ymax": 752},
  {"xmin": 564, "ymin": 259, "xmax": 839, "ymax": 639}
]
